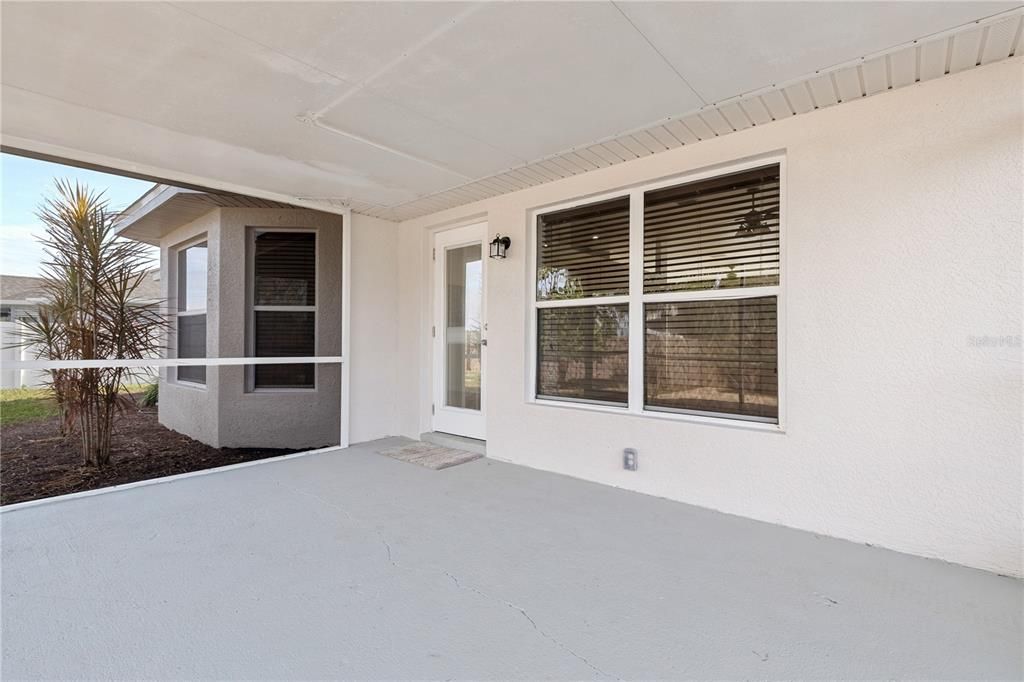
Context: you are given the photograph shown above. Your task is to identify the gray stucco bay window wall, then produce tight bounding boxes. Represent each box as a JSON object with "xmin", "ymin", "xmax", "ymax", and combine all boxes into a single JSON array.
[{"xmin": 116, "ymin": 189, "xmax": 344, "ymax": 450}]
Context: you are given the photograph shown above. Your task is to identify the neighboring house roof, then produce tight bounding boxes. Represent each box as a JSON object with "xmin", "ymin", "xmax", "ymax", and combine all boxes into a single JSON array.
[
  {"xmin": 0, "ymin": 275, "xmax": 48, "ymax": 305},
  {"xmin": 115, "ymin": 184, "xmax": 298, "ymax": 245},
  {"xmin": 0, "ymin": 272, "xmax": 162, "ymax": 306}
]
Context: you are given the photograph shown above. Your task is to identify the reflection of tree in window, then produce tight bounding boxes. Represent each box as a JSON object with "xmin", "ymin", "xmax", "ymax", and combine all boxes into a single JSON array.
[{"xmin": 537, "ymin": 305, "xmax": 628, "ymax": 405}]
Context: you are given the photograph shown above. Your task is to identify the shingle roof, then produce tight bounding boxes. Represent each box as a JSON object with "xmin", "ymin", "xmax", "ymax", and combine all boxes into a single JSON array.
[
  {"xmin": 0, "ymin": 275, "xmax": 47, "ymax": 303},
  {"xmin": 116, "ymin": 184, "xmax": 300, "ymax": 244},
  {"xmin": 0, "ymin": 271, "xmax": 162, "ymax": 304}
]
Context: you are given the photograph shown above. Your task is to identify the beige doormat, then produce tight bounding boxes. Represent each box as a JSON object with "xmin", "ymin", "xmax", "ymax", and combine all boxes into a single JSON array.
[{"xmin": 376, "ymin": 442, "xmax": 482, "ymax": 470}]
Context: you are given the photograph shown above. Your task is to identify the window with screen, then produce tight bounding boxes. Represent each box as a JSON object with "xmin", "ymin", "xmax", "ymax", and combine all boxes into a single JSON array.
[
  {"xmin": 249, "ymin": 231, "xmax": 316, "ymax": 390},
  {"xmin": 533, "ymin": 162, "xmax": 781, "ymax": 423},
  {"xmin": 176, "ymin": 241, "xmax": 207, "ymax": 385}
]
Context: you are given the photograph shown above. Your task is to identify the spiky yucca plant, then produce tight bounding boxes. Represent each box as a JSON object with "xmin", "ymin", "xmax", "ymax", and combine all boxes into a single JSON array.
[{"xmin": 22, "ymin": 180, "xmax": 166, "ymax": 466}]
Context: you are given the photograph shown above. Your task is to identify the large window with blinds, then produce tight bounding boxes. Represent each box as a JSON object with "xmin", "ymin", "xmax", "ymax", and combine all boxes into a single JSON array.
[
  {"xmin": 248, "ymin": 230, "xmax": 316, "ymax": 390},
  {"xmin": 532, "ymin": 160, "xmax": 782, "ymax": 424}
]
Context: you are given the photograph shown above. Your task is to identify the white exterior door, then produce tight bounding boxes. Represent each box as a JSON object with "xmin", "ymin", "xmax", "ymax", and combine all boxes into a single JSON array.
[{"xmin": 432, "ymin": 223, "xmax": 487, "ymax": 440}]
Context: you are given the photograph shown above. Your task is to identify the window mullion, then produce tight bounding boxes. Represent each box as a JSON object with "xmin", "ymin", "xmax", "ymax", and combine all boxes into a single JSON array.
[
  {"xmin": 628, "ymin": 188, "xmax": 644, "ymax": 413},
  {"xmin": 642, "ymin": 285, "xmax": 780, "ymax": 304},
  {"xmin": 535, "ymin": 295, "xmax": 628, "ymax": 309},
  {"xmin": 252, "ymin": 305, "xmax": 317, "ymax": 312}
]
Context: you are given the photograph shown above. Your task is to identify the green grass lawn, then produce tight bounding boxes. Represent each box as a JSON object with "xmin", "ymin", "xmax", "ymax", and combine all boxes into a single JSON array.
[
  {"xmin": 0, "ymin": 387, "xmax": 60, "ymax": 426},
  {"xmin": 0, "ymin": 384, "xmax": 154, "ymax": 427}
]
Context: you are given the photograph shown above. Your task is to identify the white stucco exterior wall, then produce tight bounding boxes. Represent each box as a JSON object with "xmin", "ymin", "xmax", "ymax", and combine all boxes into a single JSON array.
[
  {"xmin": 348, "ymin": 213, "xmax": 400, "ymax": 444},
  {"xmin": 393, "ymin": 58, "xmax": 1023, "ymax": 576}
]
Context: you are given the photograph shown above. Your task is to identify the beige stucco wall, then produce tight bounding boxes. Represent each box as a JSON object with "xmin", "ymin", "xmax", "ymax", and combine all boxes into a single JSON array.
[
  {"xmin": 393, "ymin": 58, "xmax": 1023, "ymax": 576},
  {"xmin": 215, "ymin": 208, "xmax": 343, "ymax": 449},
  {"xmin": 159, "ymin": 209, "xmax": 221, "ymax": 446},
  {"xmin": 158, "ymin": 207, "xmax": 346, "ymax": 450}
]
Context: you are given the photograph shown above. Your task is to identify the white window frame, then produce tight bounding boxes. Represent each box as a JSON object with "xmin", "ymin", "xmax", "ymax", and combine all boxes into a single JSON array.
[
  {"xmin": 527, "ymin": 154, "xmax": 786, "ymax": 432},
  {"xmin": 245, "ymin": 227, "xmax": 319, "ymax": 393},
  {"xmin": 173, "ymin": 235, "xmax": 208, "ymax": 389}
]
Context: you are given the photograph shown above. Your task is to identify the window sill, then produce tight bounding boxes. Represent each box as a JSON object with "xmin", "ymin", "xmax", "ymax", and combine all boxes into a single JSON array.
[
  {"xmin": 248, "ymin": 387, "xmax": 318, "ymax": 394},
  {"xmin": 529, "ymin": 398, "xmax": 785, "ymax": 434},
  {"xmin": 171, "ymin": 380, "xmax": 207, "ymax": 391}
]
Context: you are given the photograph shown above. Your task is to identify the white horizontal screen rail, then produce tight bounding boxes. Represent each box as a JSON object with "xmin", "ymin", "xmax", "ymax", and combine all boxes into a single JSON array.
[{"xmin": 5, "ymin": 356, "xmax": 344, "ymax": 370}]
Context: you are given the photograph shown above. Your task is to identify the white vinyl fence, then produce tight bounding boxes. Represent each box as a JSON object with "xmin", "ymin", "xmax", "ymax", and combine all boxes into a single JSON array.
[{"xmin": 0, "ymin": 321, "xmax": 49, "ymax": 389}]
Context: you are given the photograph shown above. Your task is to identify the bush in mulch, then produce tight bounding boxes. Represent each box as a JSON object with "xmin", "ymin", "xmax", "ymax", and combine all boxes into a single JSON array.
[{"xmin": 0, "ymin": 393, "xmax": 296, "ymax": 506}]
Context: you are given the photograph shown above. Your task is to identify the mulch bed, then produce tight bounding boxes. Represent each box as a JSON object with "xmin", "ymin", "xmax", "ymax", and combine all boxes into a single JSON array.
[{"xmin": 1, "ymin": 397, "xmax": 298, "ymax": 506}]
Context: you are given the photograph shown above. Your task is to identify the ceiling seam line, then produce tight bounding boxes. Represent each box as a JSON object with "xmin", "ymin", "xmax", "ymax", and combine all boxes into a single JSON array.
[
  {"xmin": 609, "ymin": 0, "xmax": 709, "ymax": 105},
  {"xmin": 303, "ymin": 117, "xmax": 474, "ymax": 181},
  {"xmin": 385, "ymin": 50, "xmax": 1022, "ymax": 218},
  {"xmin": 310, "ymin": 3, "xmax": 485, "ymax": 118},
  {"xmin": 0, "ymin": 85, "xmax": 404, "ymax": 214},
  {"xmin": 139, "ymin": 5, "xmax": 1024, "ymax": 217},
  {"xmin": 169, "ymin": 1, "xmax": 528, "ymax": 166},
  {"xmin": 164, "ymin": 2, "xmax": 351, "ymax": 87},
  {"xmin": 471, "ymin": 8, "xmax": 1024, "ymax": 178}
]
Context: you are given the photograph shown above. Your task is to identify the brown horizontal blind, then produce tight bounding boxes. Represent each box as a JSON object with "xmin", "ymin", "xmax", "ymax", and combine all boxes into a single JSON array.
[
  {"xmin": 644, "ymin": 165, "xmax": 779, "ymax": 293},
  {"xmin": 537, "ymin": 197, "xmax": 629, "ymax": 300},
  {"xmin": 645, "ymin": 298, "xmax": 777, "ymax": 420},
  {"xmin": 537, "ymin": 304, "xmax": 628, "ymax": 405},
  {"xmin": 254, "ymin": 310, "xmax": 315, "ymax": 389},
  {"xmin": 254, "ymin": 232, "xmax": 316, "ymax": 306},
  {"xmin": 176, "ymin": 314, "xmax": 206, "ymax": 384}
]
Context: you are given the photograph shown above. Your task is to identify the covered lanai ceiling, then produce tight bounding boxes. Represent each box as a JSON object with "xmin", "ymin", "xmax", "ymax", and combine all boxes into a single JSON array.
[{"xmin": 2, "ymin": 2, "xmax": 1021, "ymax": 221}]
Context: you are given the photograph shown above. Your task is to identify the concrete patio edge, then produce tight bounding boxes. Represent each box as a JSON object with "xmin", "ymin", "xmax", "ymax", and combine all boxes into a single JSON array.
[{"xmin": 0, "ymin": 442, "xmax": 352, "ymax": 514}]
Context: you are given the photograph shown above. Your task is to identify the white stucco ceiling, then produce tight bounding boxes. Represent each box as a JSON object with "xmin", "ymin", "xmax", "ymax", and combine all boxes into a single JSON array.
[{"xmin": 1, "ymin": 1, "xmax": 1020, "ymax": 220}]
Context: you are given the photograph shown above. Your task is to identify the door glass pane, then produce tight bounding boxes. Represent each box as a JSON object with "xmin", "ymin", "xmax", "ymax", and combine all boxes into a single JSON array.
[{"xmin": 445, "ymin": 244, "xmax": 482, "ymax": 410}]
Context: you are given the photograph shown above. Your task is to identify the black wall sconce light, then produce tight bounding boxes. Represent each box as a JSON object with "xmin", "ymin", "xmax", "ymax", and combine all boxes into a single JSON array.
[{"xmin": 489, "ymin": 234, "xmax": 511, "ymax": 259}]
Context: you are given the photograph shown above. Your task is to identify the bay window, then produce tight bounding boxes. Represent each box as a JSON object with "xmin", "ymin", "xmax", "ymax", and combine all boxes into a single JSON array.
[{"xmin": 532, "ymin": 160, "xmax": 782, "ymax": 425}]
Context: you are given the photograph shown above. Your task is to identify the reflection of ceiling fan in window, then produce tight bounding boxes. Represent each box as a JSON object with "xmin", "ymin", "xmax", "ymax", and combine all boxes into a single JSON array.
[{"xmin": 735, "ymin": 190, "xmax": 778, "ymax": 237}]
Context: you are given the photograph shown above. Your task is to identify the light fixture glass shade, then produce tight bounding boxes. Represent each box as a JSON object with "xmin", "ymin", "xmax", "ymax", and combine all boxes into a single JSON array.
[{"xmin": 489, "ymin": 235, "xmax": 510, "ymax": 259}]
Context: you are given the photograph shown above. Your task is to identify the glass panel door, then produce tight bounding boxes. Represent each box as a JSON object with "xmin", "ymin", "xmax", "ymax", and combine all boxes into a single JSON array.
[
  {"xmin": 432, "ymin": 223, "xmax": 487, "ymax": 441},
  {"xmin": 445, "ymin": 244, "xmax": 482, "ymax": 410}
]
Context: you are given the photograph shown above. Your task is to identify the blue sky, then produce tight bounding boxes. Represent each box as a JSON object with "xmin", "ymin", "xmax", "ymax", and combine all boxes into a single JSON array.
[{"xmin": 1, "ymin": 153, "xmax": 156, "ymax": 277}]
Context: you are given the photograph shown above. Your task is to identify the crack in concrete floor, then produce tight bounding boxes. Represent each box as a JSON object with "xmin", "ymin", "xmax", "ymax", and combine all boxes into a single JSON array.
[{"xmin": 278, "ymin": 478, "xmax": 619, "ymax": 679}]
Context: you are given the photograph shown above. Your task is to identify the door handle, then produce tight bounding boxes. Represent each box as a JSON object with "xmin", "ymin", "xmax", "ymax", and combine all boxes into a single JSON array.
[{"xmin": 481, "ymin": 339, "xmax": 488, "ymax": 347}]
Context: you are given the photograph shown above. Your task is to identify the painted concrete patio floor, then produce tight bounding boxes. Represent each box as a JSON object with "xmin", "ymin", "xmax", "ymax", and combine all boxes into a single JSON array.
[{"xmin": 2, "ymin": 437, "xmax": 1020, "ymax": 680}]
